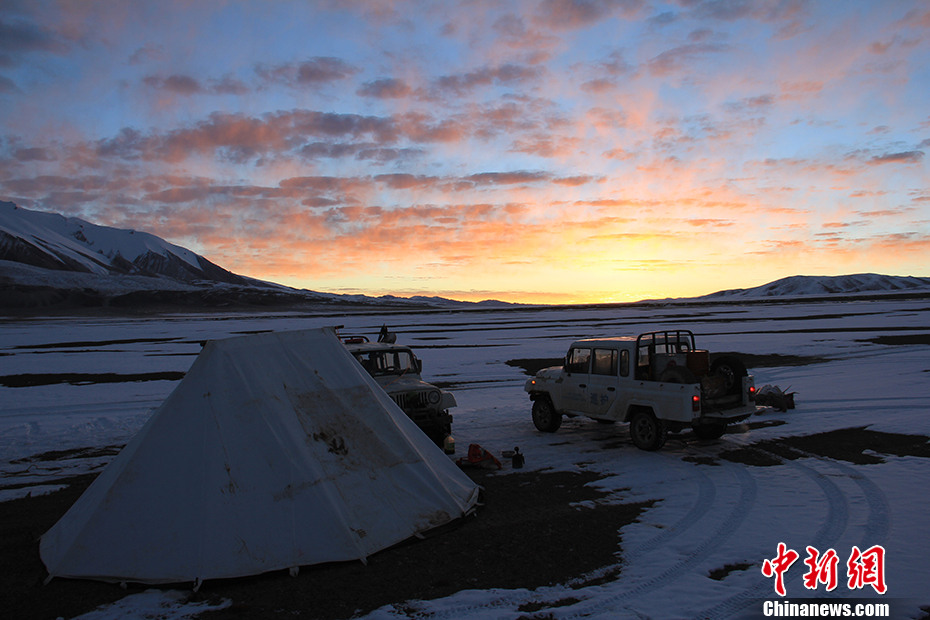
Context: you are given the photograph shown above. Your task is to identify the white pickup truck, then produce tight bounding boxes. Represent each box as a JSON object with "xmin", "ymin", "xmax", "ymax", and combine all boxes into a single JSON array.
[{"xmin": 524, "ymin": 330, "xmax": 760, "ymax": 450}]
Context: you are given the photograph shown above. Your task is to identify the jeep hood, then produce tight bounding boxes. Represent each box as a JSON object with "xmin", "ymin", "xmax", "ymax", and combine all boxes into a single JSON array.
[
  {"xmin": 535, "ymin": 366, "xmax": 564, "ymax": 380},
  {"xmin": 373, "ymin": 375, "xmax": 438, "ymax": 393}
]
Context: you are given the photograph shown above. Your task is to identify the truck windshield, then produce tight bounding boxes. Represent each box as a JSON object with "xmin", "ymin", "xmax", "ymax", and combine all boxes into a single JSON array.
[{"xmin": 355, "ymin": 350, "xmax": 416, "ymax": 376}]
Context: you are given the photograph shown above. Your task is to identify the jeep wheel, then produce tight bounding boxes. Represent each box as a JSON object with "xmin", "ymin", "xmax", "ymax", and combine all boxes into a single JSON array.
[
  {"xmin": 629, "ymin": 410, "xmax": 667, "ymax": 451},
  {"xmin": 532, "ymin": 398, "xmax": 561, "ymax": 433},
  {"xmin": 693, "ymin": 422, "xmax": 726, "ymax": 440}
]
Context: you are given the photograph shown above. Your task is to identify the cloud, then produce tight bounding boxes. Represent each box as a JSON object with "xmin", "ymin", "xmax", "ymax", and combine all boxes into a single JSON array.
[
  {"xmin": 143, "ymin": 74, "xmax": 203, "ymax": 95},
  {"xmin": 554, "ymin": 175, "xmax": 599, "ymax": 186},
  {"xmin": 687, "ymin": 0, "xmax": 807, "ymax": 24},
  {"xmin": 3, "ymin": 174, "xmax": 109, "ymax": 193},
  {"xmin": 432, "ymin": 63, "xmax": 542, "ymax": 97},
  {"xmin": 394, "ymin": 111, "xmax": 466, "ymax": 143},
  {"xmin": 278, "ymin": 175, "xmax": 360, "ymax": 193},
  {"xmin": 93, "ymin": 110, "xmax": 402, "ymax": 163},
  {"xmin": 534, "ymin": 0, "xmax": 646, "ymax": 30},
  {"xmin": 143, "ymin": 186, "xmax": 219, "ymax": 204},
  {"xmin": 648, "ymin": 10, "xmax": 678, "ymax": 27},
  {"xmin": 142, "ymin": 73, "xmax": 250, "ymax": 96},
  {"xmin": 211, "ymin": 76, "xmax": 250, "ymax": 95},
  {"xmin": 725, "ymin": 94, "xmax": 775, "ymax": 112},
  {"xmin": 299, "ymin": 142, "xmax": 424, "ymax": 163},
  {"xmin": 0, "ymin": 74, "xmax": 18, "ymax": 93},
  {"xmin": 466, "ymin": 171, "xmax": 550, "ymax": 186},
  {"xmin": 868, "ymin": 151, "xmax": 924, "ymax": 165},
  {"xmin": 685, "ymin": 218, "xmax": 735, "ymax": 228},
  {"xmin": 0, "ymin": 17, "xmax": 67, "ymax": 56},
  {"xmin": 128, "ymin": 44, "xmax": 166, "ymax": 65},
  {"xmin": 82, "ymin": 103, "xmax": 561, "ymax": 168},
  {"xmin": 13, "ymin": 147, "xmax": 53, "ymax": 161},
  {"xmin": 373, "ymin": 173, "xmax": 441, "ymax": 190},
  {"xmin": 646, "ymin": 42, "xmax": 730, "ymax": 76},
  {"xmin": 581, "ymin": 78, "xmax": 616, "ymax": 93},
  {"xmin": 255, "ymin": 57, "xmax": 360, "ymax": 87},
  {"xmin": 357, "ymin": 78, "xmax": 413, "ymax": 99},
  {"xmin": 486, "ymin": 13, "xmax": 560, "ymax": 62}
]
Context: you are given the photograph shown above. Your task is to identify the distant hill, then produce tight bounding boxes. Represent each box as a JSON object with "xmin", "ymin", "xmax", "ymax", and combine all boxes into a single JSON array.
[{"xmin": 701, "ymin": 274, "xmax": 930, "ymax": 299}]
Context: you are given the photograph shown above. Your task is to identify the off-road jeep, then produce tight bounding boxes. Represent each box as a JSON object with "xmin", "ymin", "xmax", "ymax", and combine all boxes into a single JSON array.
[
  {"xmin": 524, "ymin": 330, "xmax": 760, "ymax": 450},
  {"xmin": 343, "ymin": 335, "xmax": 456, "ymax": 447}
]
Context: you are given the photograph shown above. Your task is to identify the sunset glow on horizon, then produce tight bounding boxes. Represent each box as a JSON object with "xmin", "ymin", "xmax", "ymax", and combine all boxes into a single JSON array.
[{"xmin": 2, "ymin": 1, "xmax": 928, "ymax": 304}]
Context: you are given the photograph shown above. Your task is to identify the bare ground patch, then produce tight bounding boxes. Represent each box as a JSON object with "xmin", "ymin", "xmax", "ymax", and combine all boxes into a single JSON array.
[
  {"xmin": 719, "ymin": 427, "xmax": 930, "ymax": 466},
  {"xmin": 0, "ymin": 372, "xmax": 185, "ymax": 388},
  {"xmin": 859, "ymin": 333, "xmax": 930, "ymax": 346},
  {"xmin": 10, "ymin": 445, "xmax": 123, "ymax": 464},
  {"xmin": 0, "ymin": 467, "xmax": 651, "ymax": 620}
]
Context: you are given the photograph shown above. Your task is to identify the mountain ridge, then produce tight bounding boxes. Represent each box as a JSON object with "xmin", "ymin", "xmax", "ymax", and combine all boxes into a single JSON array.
[
  {"xmin": 0, "ymin": 202, "xmax": 500, "ymax": 311},
  {"xmin": 2, "ymin": 202, "xmax": 929, "ymax": 312},
  {"xmin": 699, "ymin": 273, "xmax": 930, "ymax": 299},
  {"xmin": 0, "ymin": 201, "xmax": 259, "ymax": 286}
]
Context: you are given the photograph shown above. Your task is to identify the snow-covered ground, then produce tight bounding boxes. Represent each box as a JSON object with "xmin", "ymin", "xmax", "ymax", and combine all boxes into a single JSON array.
[{"xmin": 2, "ymin": 297, "xmax": 928, "ymax": 619}]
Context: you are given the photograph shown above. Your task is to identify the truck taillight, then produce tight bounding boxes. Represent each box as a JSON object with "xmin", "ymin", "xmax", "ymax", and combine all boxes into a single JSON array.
[{"xmin": 692, "ymin": 395, "xmax": 701, "ymax": 412}]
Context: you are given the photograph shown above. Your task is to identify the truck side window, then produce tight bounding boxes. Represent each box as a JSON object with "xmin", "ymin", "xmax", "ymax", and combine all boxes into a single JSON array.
[
  {"xmin": 592, "ymin": 349, "xmax": 617, "ymax": 376},
  {"xmin": 566, "ymin": 348, "xmax": 591, "ymax": 374},
  {"xmin": 620, "ymin": 350, "xmax": 630, "ymax": 377}
]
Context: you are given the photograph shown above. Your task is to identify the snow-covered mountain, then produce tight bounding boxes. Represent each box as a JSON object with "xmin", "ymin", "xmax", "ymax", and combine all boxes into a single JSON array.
[
  {"xmin": 0, "ymin": 201, "xmax": 256, "ymax": 286},
  {"xmin": 701, "ymin": 273, "xmax": 930, "ymax": 299},
  {"xmin": 0, "ymin": 202, "xmax": 498, "ymax": 311}
]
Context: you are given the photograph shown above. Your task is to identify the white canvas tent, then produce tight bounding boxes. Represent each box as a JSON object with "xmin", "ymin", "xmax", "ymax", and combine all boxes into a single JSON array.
[{"xmin": 40, "ymin": 327, "xmax": 480, "ymax": 584}]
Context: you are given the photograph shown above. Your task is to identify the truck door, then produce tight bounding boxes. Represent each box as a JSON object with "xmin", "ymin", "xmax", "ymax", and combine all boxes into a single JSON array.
[
  {"xmin": 585, "ymin": 348, "xmax": 625, "ymax": 418},
  {"xmin": 561, "ymin": 346, "xmax": 591, "ymax": 415}
]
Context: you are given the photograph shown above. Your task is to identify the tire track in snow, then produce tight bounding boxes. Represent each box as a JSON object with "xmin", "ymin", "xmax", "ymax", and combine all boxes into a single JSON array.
[
  {"xmin": 558, "ymin": 458, "xmax": 758, "ymax": 619},
  {"xmin": 788, "ymin": 449, "xmax": 891, "ymax": 548},
  {"xmin": 694, "ymin": 448, "xmax": 890, "ymax": 619},
  {"xmin": 368, "ymin": 441, "xmax": 891, "ymax": 620},
  {"xmin": 622, "ymin": 458, "xmax": 717, "ymax": 561},
  {"xmin": 403, "ymin": 455, "xmax": 730, "ymax": 620}
]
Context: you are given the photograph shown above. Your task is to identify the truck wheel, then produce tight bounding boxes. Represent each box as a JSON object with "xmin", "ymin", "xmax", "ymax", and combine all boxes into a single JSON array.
[
  {"xmin": 693, "ymin": 423, "xmax": 726, "ymax": 440},
  {"xmin": 710, "ymin": 356, "xmax": 747, "ymax": 395},
  {"xmin": 532, "ymin": 398, "xmax": 561, "ymax": 433},
  {"xmin": 629, "ymin": 410, "xmax": 667, "ymax": 451}
]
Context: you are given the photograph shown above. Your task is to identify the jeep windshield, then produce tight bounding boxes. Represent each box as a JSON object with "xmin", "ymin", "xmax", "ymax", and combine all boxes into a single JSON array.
[{"xmin": 353, "ymin": 349, "xmax": 417, "ymax": 377}]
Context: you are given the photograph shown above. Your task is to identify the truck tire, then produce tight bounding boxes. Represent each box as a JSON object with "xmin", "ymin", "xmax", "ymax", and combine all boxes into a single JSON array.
[
  {"xmin": 629, "ymin": 410, "xmax": 667, "ymax": 451},
  {"xmin": 693, "ymin": 422, "xmax": 726, "ymax": 440},
  {"xmin": 532, "ymin": 397, "xmax": 561, "ymax": 433},
  {"xmin": 710, "ymin": 355, "xmax": 747, "ymax": 395}
]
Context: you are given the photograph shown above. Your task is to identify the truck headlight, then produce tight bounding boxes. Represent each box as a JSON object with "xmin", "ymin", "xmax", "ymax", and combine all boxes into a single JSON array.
[{"xmin": 428, "ymin": 390, "xmax": 441, "ymax": 404}]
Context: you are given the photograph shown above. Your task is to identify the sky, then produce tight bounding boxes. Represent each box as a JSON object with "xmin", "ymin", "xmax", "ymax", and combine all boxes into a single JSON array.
[{"xmin": 1, "ymin": 0, "xmax": 928, "ymax": 304}]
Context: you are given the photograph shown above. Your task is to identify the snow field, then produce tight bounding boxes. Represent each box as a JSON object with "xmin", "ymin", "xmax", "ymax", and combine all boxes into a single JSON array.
[{"xmin": 1, "ymin": 297, "xmax": 928, "ymax": 618}]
